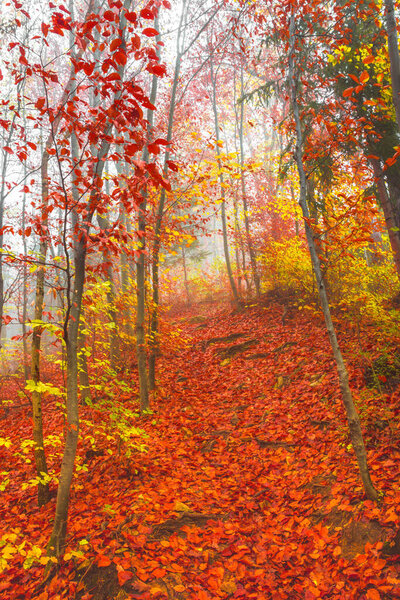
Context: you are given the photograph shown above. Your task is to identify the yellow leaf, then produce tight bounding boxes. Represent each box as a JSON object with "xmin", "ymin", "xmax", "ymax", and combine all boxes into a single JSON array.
[{"xmin": 174, "ymin": 501, "xmax": 191, "ymax": 512}]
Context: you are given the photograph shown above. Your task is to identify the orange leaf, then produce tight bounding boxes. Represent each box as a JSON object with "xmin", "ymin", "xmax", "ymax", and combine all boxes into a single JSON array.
[
  {"xmin": 97, "ymin": 555, "xmax": 112, "ymax": 567},
  {"xmin": 173, "ymin": 585, "xmax": 185, "ymax": 592},
  {"xmin": 117, "ymin": 569, "xmax": 133, "ymax": 586},
  {"xmin": 363, "ymin": 55, "xmax": 375, "ymax": 65},
  {"xmin": 366, "ymin": 589, "xmax": 381, "ymax": 600},
  {"xmin": 343, "ymin": 87, "xmax": 354, "ymax": 98},
  {"xmin": 152, "ymin": 567, "xmax": 166, "ymax": 578}
]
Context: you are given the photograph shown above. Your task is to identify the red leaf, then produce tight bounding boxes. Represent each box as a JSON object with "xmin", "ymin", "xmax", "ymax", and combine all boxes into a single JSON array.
[
  {"xmin": 166, "ymin": 160, "xmax": 178, "ymax": 172},
  {"xmin": 125, "ymin": 11, "xmax": 137, "ymax": 23},
  {"xmin": 125, "ymin": 143, "xmax": 139, "ymax": 156},
  {"xmin": 142, "ymin": 27, "xmax": 159, "ymax": 37},
  {"xmin": 114, "ymin": 50, "xmax": 127, "ymax": 66},
  {"xmin": 83, "ymin": 62, "xmax": 95, "ymax": 76},
  {"xmin": 363, "ymin": 55, "xmax": 375, "ymax": 65},
  {"xmin": 3, "ymin": 146, "xmax": 13, "ymax": 154},
  {"xmin": 131, "ymin": 34, "xmax": 140, "ymax": 49},
  {"xmin": 110, "ymin": 38, "xmax": 121, "ymax": 52},
  {"xmin": 107, "ymin": 72, "xmax": 121, "ymax": 81},
  {"xmin": 154, "ymin": 138, "xmax": 169, "ymax": 146},
  {"xmin": 117, "ymin": 569, "xmax": 133, "ymax": 586},
  {"xmin": 97, "ymin": 555, "xmax": 112, "ymax": 567},
  {"xmin": 146, "ymin": 63, "xmax": 166, "ymax": 77},
  {"xmin": 103, "ymin": 10, "xmax": 115, "ymax": 21},
  {"xmin": 36, "ymin": 97, "xmax": 46, "ymax": 109},
  {"xmin": 148, "ymin": 142, "xmax": 160, "ymax": 155},
  {"xmin": 41, "ymin": 23, "xmax": 49, "ymax": 36},
  {"xmin": 140, "ymin": 8, "xmax": 154, "ymax": 19},
  {"xmin": 343, "ymin": 87, "xmax": 354, "ymax": 98}
]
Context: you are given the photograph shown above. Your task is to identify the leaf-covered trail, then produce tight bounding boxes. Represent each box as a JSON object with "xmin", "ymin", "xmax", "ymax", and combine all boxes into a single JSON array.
[
  {"xmin": 126, "ymin": 302, "xmax": 400, "ymax": 599},
  {"xmin": 2, "ymin": 302, "xmax": 400, "ymax": 600}
]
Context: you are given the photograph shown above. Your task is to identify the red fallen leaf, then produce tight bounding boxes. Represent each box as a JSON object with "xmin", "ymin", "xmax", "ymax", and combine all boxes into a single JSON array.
[
  {"xmin": 366, "ymin": 589, "xmax": 381, "ymax": 600},
  {"xmin": 136, "ymin": 568, "xmax": 150, "ymax": 582},
  {"xmin": 117, "ymin": 568, "xmax": 133, "ymax": 586},
  {"xmin": 142, "ymin": 27, "xmax": 159, "ymax": 37},
  {"xmin": 97, "ymin": 555, "xmax": 112, "ymax": 567},
  {"xmin": 152, "ymin": 567, "xmax": 166, "ymax": 578}
]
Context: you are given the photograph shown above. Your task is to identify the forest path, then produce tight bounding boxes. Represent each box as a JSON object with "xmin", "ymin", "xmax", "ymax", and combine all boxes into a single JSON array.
[
  {"xmin": 2, "ymin": 302, "xmax": 400, "ymax": 600},
  {"xmin": 116, "ymin": 301, "xmax": 396, "ymax": 600}
]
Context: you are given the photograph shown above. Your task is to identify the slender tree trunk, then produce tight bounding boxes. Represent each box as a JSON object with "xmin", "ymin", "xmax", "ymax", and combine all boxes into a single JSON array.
[
  {"xmin": 238, "ymin": 62, "xmax": 260, "ymax": 296},
  {"xmin": 22, "ymin": 154, "xmax": 29, "ymax": 380},
  {"xmin": 384, "ymin": 0, "xmax": 400, "ymax": 131},
  {"xmin": 31, "ymin": 143, "xmax": 51, "ymax": 507},
  {"xmin": 148, "ymin": 10, "xmax": 181, "ymax": 391},
  {"xmin": 30, "ymin": 14, "xmax": 92, "ymax": 506},
  {"xmin": 136, "ymin": 16, "xmax": 160, "ymax": 410},
  {"xmin": 182, "ymin": 245, "xmax": 191, "ymax": 305},
  {"xmin": 97, "ymin": 213, "xmax": 119, "ymax": 368},
  {"xmin": 47, "ymin": 0, "xmax": 127, "ymax": 556},
  {"xmin": 78, "ymin": 318, "xmax": 91, "ymax": 404},
  {"xmin": 288, "ymin": 13, "xmax": 377, "ymax": 501},
  {"xmin": 47, "ymin": 239, "xmax": 85, "ymax": 556},
  {"xmin": 370, "ymin": 158, "xmax": 400, "ymax": 281},
  {"xmin": 210, "ymin": 61, "xmax": 240, "ymax": 305}
]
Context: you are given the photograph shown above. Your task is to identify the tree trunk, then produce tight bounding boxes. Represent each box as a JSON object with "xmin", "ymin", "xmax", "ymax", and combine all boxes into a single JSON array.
[
  {"xmin": 47, "ymin": 240, "xmax": 85, "ymax": 556},
  {"xmin": 238, "ymin": 62, "xmax": 260, "ymax": 296},
  {"xmin": 78, "ymin": 320, "xmax": 91, "ymax": 404},
  {"xmin": 370, "ymin": 158, "xmax": 400, "ymax": 281},
  {"xmin": 182, "ymin": 245, "xmax": 191, "ymax": 305},
  {"xmin": 210, "ymin": 60, "xmax": 240, "ymax": 306},
  {"xmin": 384, "ymin": 0, "xmax": 400, "ymax": 131},
  {"xmin": 136, "ymin": 16, "xmax": 160, "ymax": 410},
  {"xmin": 149, "ymin": 9, "xmax": 182, "ymax": 391},
  {"xmin": 31, "ymin": 141, "xmax": 51, "ymax": 507},
  {"xmin": 47, "ymin": 0, "xmax": 126, "ymax": 556},
  {"xmin": 288, "ymin": 13, "xmax": 377, "ymax": 501},
  {"xmin": 97, "ymin": 213, "xmax": 119, "ymax": 369}
]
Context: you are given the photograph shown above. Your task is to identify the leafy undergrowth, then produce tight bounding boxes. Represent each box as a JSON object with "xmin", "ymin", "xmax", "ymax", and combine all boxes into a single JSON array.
[{"xmin": 1, "ymin": 302, "xmax": 400, "ymax": 599}]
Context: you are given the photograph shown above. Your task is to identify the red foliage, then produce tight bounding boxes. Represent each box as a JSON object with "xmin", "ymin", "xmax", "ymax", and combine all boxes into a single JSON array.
[{"xmin": 1, "ymin": 305, "xmax": 400, "ymax": 598}]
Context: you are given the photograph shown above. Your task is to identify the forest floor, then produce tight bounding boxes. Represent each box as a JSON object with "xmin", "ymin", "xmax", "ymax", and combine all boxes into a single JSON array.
[{"xmin": 1, "ymin": 300, "xmax": 400, "ymax": 599}]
